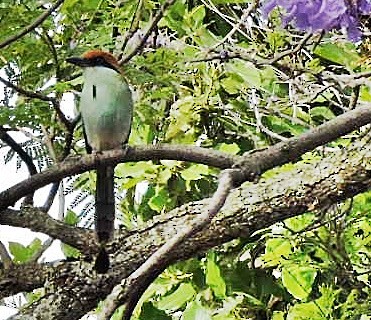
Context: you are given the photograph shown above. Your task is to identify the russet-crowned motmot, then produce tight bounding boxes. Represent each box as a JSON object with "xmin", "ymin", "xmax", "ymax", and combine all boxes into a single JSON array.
[{"xmin": 66, "ymin": 50, "xmax": 133, "ymax": 273}]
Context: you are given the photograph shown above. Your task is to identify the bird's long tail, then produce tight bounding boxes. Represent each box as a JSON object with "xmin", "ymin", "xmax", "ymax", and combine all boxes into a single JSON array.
[{"xmin": 94, "ymin": 164, "xmax": 115, "ymax": 273}]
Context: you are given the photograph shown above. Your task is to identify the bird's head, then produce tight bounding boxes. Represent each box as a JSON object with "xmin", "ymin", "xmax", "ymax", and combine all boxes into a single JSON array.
[{"xmin": 66, "ymin": 50, "xmax": 120, "ymax": 73}]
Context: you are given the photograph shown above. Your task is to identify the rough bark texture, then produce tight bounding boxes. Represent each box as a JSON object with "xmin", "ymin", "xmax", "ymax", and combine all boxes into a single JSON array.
[{"xmin": 4, "ymin": 135, "xmax": 370, "ymax": 319}]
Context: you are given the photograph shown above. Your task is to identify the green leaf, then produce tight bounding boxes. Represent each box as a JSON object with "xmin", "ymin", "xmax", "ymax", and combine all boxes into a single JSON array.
[
  {"xmin": 9, "ymin": 238, "xmax": 42, "ymax": 263},
  {"xmin": 139, "ymin": 302, "xmax": 172, "ymax": 320},
  {"xmin": 287, "ymin": 302, "xmax": 325, "ymax": 320},
  {"xmin": 262, "ymin": 238, "xmax": 292, "ymax": 267},
  {"xmin": 220, "ymin": 74, "xmax": 244, "ymax": 94},
  {"xmin": 314, "ymin": 43, "xmax": 360, "ymax": 71},
  {"xmin": 189, "ymin": 5, "xmax": 206, "ymax": 29},
  {"xmin": 282, "ymin": 266, "xmax": 317, "ymax": 300},
  {"xmin": 212, "ymin": 295, "xmax": 244, "ymax": 319},
  {"xmin": 148, "ymin": 187, "xmax": 171, "ymax": 212},
  {"xmin": 181, "ymin": 164, "xmax": 209, "ymax": 181},
  {"xmin": 243, "ymin": 293, "xmax": 265, "ymax": 307},
  {"xmin": 217, "ymin": 143, "xmax": 240, "ymax": 154},
  {"xmin": 310, "ymin": 107, "xmax": 335, "ymax": 121},
  {"xmin": 206, "ymin": 251, "xmax": 226, "ymax": 299},
  {"xmin": 157, "ymin": 167, "xmax": 173, "ymax": 184},
  {"xmin": 286, "ymin": 287, "xmax": 337, "ymax": 320},
  {"xmin": 61, "ymin": 243, "xmax": 80, "ymax": 259},
  {"xmin": 64, "ymin": 210, "xmax": 79, "ymax": 226},
  {"xmin": 267, "ymin": 116, "xmax": 306, "ymax": 136},
  {"xmin": 226, "ymin": 61, "xmax": 261, "ymax": 89},
  {"xmin": 182, "ymin": 301, "xmax": 212, "ymax": 320},
  {"xmin": 284, "ymin": 214, "xmax": 315, "ymax": 233},
  {"xmin": 272, "ymin": 311, "xmax": 286, "ymax": 320},
  {"xmin": 157, "ymin": 283, "xmax": 196, "ymax": 311}
]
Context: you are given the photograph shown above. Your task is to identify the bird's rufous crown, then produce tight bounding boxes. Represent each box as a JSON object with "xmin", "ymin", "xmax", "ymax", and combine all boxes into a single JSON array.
[{"xmin": 83, "ymin": 50, "xmax": 120, "ymax": 68}]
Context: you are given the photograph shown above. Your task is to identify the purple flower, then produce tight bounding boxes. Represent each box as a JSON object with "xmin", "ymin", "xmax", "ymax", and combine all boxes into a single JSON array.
[
  {"xmin": 262, "ymin": 0, "xmax": 371, "ymax": 41},
  {"xmin": 359, "ymin": 0, "xmax": 371, "ymax": 12}
]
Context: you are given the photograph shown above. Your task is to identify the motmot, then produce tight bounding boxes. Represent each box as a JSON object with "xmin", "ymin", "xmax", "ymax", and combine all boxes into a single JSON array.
[{"xmin": 67, "ymin": 50, "xmax": 133, "ymax": 273}]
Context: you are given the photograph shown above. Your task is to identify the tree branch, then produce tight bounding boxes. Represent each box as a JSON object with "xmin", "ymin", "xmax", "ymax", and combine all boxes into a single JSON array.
[
  {"xmin": 7, "ymin": 134, "xmax": 370, "ymax": 319},
  {"xmin": 0, "ymin": 145, "xmax": 236, "ymax": 211},
  {"xmin": 0, "ymin": 207, "xmax": 94, "ymax": 253},
  {"xmin": 0, "ymin": 0, "xmax": 65, "ymax": 49},
  {"xmin": 0, "ymin": 126, "xmax": 37, "ymax": 205},
  {"xmin": 0, "ymin": 262, "xmax": 53, "ymax": 299},
  {"xmin": 100, "ymin": 168, "xmax": 237, "ymax": 319},
  {"xmin": 0, "ymin": 75, "xmax": 71, "ymax": 131},
  {"xmin": 0, "ymin": 126, "xmax": 37, "ymax": 176},
  {"xmin": 99, "ymin": 98, "xmax": 371, "ymax": 319},
  {"xmin": 0, "ymin": 105, "xmax": 370, "ymax": 211},
  {"xmin": 0, "ymin": 241, "xmax": 12, "ymax": 269},
  {"xmin": 119, "ymin": 0, "xmax": 176, "ymax": 64}
]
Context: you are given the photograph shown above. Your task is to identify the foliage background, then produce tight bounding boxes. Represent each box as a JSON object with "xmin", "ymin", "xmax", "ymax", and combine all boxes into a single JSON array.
[{"xmin": 0, "ymin": 0, "xmax": 370, "ymax": 319}]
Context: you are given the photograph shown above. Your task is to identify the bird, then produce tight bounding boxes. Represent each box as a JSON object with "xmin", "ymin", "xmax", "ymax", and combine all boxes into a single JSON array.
[{"xmin": 66, "ymin": 50, "xmax": 133, "ymax": 273}]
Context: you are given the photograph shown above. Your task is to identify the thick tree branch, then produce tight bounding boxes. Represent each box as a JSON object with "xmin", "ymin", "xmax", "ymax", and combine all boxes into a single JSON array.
[
  {"xmin": 0, "ymin": 104, "xmax": 369, "ymax": 214},
  {"xmin": 0, "ymin": 145, "xmax": 236, "ymax": 211},
  {"xmin": 0, "ymin": 106, "xmax": 369, "ymax": 257},
  {"xmin": 101, "ymin": 103, "xmax": 371, "ymax": 319},
  {"xmin": 1, "ymin": 106, "xmax": 370, "ymax": 318},
  {"xmin": 100, "ymin": 168, "xmax": 237, "ymax": 319},
  {"xmin": 0, "ymin": 263, "xmax": 53, "ymax": 299},
  {"xmin": 0, "ymin": 105, "xmax": 370, "ymax": 212},
  {"xmin": 7, "ymin": 134, "xmax": 370, "ymax": 319},
  {"xmin": 233, "ymin": 104, "xmax": 371, "ymax": 184},
  {"xmin": 0, "ymin": 0, "xmax": 65, "ymax": 49},
  {"xmin": 0, "ymin": 208, "xmax": 94, "ymax": 253},
  {"xmin": 0, "ymin": 241, "xmax": 12, "ymax": 269}
]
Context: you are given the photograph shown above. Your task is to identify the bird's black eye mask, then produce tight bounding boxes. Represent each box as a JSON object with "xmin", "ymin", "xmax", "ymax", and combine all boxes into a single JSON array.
[
  {"xmin": 66, "ymin": 56, "xmax": 120, "ymax": 73},
  {"xmin": 92, "ymin": 56, "xmax": 120, "ymax": 72}
]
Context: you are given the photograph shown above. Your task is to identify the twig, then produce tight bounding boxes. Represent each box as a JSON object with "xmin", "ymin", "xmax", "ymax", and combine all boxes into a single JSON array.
[
  {"xmin": 261, "ymin": 32, "xmax": 313, "ymax": 66},
  {"xmin": 118, "ymin": 0, "xmax": 143, "ymax": 59},
  {"xmin": 119, "ymin": 0, "xmax": 176, "ymax": 64},
  {"xmin": 40, "ymin": 182, "xmax": 60, "ymax": 212},
  {"xmin": 38, "ymin": 29, "xmax": 61, "ymax": 80},
  {"xmin": 200, "ymin": 0, "xmax": 249, "ymax": 40},
  {"xmin": 98, "ymin": 168, "xmax": 237, "ymax": 319},
  {"xmin": 0, "ymin": 126, "xmax": 37, "ymax": 176},
  {"xmin": 0, "ymin": 75, "xmax": 56, "ymax": 103},
  {"xmin": 0, "ymin": 0, "xmax": 65, "ymax": 49},
  {"xmin": 210, "ymin": 0, "xmax": 259, "ymax": 50},
  {"xmin": 251, "ymin": 90, "xmax": 288, "ymax": 141},
  {"xmin": 41, "ymin": 125, "xmax": 57, "ymax": 163},
  {"xmin": 0, "ymin": 71, "xmax": 71, "ymax": 131},
  {"xmin": 0, "ymin": 241, "xmax": 12, "ymax": 269},
  {"xmin": 190, "ymin": 33, "xmax": 312, "ymax": 66},
  {"xmin": 0, "ymin": 126, "xmax": 37, "ymax": 205}
]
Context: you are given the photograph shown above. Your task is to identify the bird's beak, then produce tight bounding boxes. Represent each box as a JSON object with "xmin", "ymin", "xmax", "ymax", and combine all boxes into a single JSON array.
[{"xmin": 66, "ymin": 57, "xmax": 90, "ymax": 67}]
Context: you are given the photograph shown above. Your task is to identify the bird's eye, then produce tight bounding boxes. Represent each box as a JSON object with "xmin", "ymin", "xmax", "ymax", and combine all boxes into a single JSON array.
[{"xmin": 95, "ymin": 57, "xmax": 105, "ymax": 64}]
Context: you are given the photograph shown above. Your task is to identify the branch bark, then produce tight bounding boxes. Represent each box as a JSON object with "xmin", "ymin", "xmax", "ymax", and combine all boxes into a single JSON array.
[
  {"xmin": 1, "ymin": 106, "xmax": 370, "ymax": 318},
  {"xmin": 0, "ymin": 0, "xmax": 65, "ymax": 49},
  {"xmin": 0, "ymin": 207, "xmax": 94, "ymax": 253},
  {"xmin": 5, "ymin": 133, "xmax": 370, "ymax": 319},
  {"xmin": 0, "ymin": 105, "xmax": 370, "ymax": 212}
]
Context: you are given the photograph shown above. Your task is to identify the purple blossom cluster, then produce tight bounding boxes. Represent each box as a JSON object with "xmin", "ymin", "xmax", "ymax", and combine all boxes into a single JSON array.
[{"xmin": 262, "ymin": 0, "xmax": 371, "ymax": 41}]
